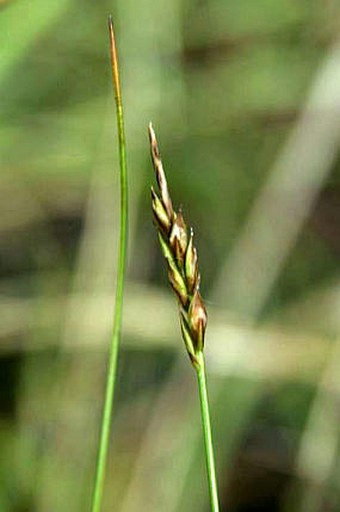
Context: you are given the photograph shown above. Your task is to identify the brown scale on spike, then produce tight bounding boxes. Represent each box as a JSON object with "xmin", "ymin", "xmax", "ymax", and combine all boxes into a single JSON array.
[{"xmin": 148, "ymin": 123, "xmax": 207, "ymax": 368}]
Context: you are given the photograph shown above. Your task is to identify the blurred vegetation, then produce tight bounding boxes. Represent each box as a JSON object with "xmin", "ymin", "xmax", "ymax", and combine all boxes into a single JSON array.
[{"xmin": 1, "ymin": 0, "xmax": 340, "ymax": 511}]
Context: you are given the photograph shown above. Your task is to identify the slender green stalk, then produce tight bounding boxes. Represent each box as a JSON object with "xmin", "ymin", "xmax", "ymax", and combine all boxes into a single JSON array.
[
  {"xmin": 91, "ymin": 16, "xmax": 128, "ymax": 512},
  {"xmin": 196, "ymin": 353, "xmax": 220, "ymax": 512}
]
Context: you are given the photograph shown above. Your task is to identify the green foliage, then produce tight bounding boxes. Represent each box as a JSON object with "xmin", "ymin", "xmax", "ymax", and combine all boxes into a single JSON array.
[{"xmin": 1, "ymin": 0, "xmax": 339, "ymax": 511}]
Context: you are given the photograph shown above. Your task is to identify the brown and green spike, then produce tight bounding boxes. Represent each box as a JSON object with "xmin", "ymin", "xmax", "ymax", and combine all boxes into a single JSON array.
[{"xmin": 148, "ymin": 123, "xmax": 207, "ymax": 368}]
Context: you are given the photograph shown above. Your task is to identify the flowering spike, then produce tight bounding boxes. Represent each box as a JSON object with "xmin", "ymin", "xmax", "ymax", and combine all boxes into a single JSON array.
[{"xmin": 149, "ymin": 125, "xmax": 207, "ymax": 368}]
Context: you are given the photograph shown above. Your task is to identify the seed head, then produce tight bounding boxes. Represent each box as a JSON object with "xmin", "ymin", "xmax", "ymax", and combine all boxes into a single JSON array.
[{"xmin": 149, "ymin": 123, "xmax": 207, "ymax": 368}]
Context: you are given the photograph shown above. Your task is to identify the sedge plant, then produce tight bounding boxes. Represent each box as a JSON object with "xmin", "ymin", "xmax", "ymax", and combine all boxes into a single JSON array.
[
  {"xmin": 148, "ymin": 124, "xmax": 220, "ymax": 512},
  {"xmin": 91, "ymin": 16, "xmax": 128, "ymax": 512}
]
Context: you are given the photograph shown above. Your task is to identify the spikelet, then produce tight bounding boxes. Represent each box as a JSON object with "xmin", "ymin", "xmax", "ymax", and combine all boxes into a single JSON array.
[{"xmin": 149, "ymin": 123, "xmax": 207, "ymax": 369}]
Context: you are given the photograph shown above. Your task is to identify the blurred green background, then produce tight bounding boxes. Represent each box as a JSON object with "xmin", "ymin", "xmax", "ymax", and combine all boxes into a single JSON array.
[{"xmin": 1, "ymin": 0, "xmax": 340, "ymax": 511}]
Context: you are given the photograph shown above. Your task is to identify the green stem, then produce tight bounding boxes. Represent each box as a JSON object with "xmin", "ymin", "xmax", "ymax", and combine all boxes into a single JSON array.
[
  {"xmin": 91, "ymin": 16, "xmax": 128, "ymax": 512},
  {"xmin": 196, "ymin": 354, "xmax": 220, "ymax": 512}
]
